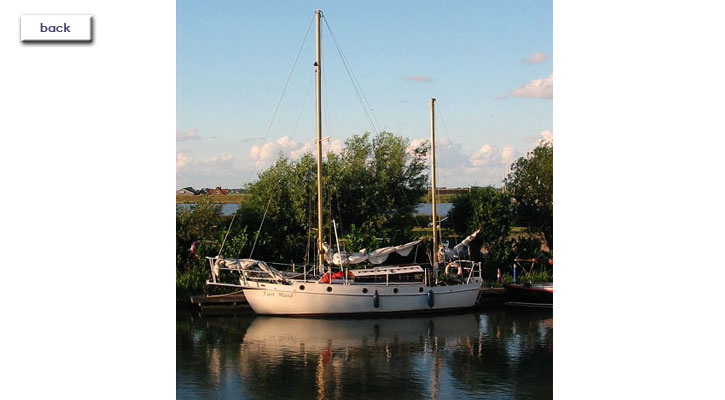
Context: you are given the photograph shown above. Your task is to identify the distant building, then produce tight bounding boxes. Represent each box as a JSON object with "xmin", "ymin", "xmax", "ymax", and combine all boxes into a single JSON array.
[
  {"xmin": 176, "ymin": 187, "xmax": 196, "ymax": 195},
  {"xmin": 210, "ymin": 186, "xmax": 227, "ymax": 195}
]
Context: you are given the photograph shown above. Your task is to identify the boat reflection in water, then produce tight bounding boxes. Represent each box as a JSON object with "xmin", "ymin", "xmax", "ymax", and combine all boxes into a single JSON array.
[{"xmin": 176, "ymin": 310, "xmax": 553, "ymax": 399}]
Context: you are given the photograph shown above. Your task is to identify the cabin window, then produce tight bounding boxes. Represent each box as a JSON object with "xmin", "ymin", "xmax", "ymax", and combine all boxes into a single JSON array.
[
  {"xmin": 299, "ymin": 285, "xmax": 305, "ymax": 291},
  {"xmin": 354, "ymin": 272, "xmax": 424, "ymax": 284},
  {"xmin": 326, "ymin": 286, "xmax": 332, "ymax": 292},
  {"xmin": 393, "ymin": 288, "xmax": 398, "ymax": 294},
  {"xmin": 419, "ymin": 287, "xmax": 424, "ymax": 292},
  {"xmin": 362, "ymin": 288, "xmax": 368, "ymax": 294}
]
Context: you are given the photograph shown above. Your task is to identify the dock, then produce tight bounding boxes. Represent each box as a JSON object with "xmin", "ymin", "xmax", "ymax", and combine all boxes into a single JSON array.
[
  {"xmin": 190, "ymin": 292, "xmax": 252, "ymax": 315},
  {"xmin": 476, "ymin": 287, "xmax": 507, "ymax": 308}
]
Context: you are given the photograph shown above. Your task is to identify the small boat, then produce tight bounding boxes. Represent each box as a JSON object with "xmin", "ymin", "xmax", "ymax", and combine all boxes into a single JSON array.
[
  {"xmin": 504, "ymin": 258, "xmax": 553, "ymax": 307},
  {"xmin": 205, "ymin": 9, "xmax": 483, "ymax": 316},
  {"xmin": 504, "ymin": 282, "xmax": 553, "ymax": 306}
]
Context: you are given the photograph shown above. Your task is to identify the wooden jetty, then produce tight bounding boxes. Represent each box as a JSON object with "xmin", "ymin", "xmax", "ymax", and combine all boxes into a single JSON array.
[
  {"xmin": 476, "ymin": 287, "xmax": 507, "ymax": 308},
  {"xmin": 190, "ymin": 292, "xmax": 252, "ymax": 315}
]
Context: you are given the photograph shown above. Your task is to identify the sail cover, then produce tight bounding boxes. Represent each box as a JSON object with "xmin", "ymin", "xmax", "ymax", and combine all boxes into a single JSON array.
[
  {"xmin": 213, "ymin": 258, "xmax": 286, "ymax": 282},
  {"xmin": 325, "ymin": 240, "xmax": 422, "ymax": 266},
  {"xmin": 452, "ymin": 228, "xmax": 481, "ymax": 256},
  {"xmin": 438, "ymin": 228, "xmax": 482, "ymax": 261}
]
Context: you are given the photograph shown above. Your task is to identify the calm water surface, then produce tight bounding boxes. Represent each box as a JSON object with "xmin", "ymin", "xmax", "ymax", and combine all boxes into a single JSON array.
[{"xmin": 176, "ymin": 309, "xmax": 552, "ymax": 399}]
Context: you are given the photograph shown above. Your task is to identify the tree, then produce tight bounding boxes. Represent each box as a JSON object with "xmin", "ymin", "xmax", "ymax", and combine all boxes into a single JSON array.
[
  {"xmin": 449, "ymin": 186, "xmax": 515, "ymax": 246},
  {"xmin": 504, "ymin": 141, "xmax": 553, "ymax": 251},
  {"xmin": 330, "ymin": 131, "xmax": 428, "ymax": 245},
  {"xmin": 449, "ymin": 187, "xmax": 516, "ymax": 278},
  {"xmin": 238, "ymin": 131, "xmax": 429, "ymax": 263}
]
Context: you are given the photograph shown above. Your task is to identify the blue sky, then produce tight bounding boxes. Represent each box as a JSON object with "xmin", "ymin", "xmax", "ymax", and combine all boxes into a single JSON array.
[{"xmin": 177, "ymin": 0, "xmax": 552, "ymax": 189}]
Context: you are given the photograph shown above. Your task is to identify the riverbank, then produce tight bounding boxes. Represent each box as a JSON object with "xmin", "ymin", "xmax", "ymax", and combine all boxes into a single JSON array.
[
  {"xmin": 177, "ymin": 194, "xmax": 247, "ymax": 204},
  {"xmin": 177, "ymin": 193, "xmax": 459, "ymax": 205}
]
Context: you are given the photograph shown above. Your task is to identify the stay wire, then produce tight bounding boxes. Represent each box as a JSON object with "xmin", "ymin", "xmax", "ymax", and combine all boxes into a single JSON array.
[
  {"xmin": 248, "ymin": 74, "xmax": 315, "ymax": 260},
  {"xmin": 322, "ymin": 17, "xmax": 380, "ymax": 136},
  {"xmin": 218, "ymin": 17, "xmax": 314, "ymax": 258}
]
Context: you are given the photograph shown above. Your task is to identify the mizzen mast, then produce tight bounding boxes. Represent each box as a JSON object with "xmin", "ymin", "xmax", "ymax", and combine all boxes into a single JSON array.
[{"xmin": 430, "ymin": 97, "xmax": 439, "ymax": 277}]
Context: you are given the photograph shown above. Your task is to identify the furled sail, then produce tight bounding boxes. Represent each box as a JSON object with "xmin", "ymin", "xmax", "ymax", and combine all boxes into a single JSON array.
[
  {"xmin": 452, "ymin": 228, "xmax": 481, "ymax": 256},
  {"xmin": 324, "ymin": 240, "xmax": 422, "ymax": 266},
  {"xmin": 437, "ymin": 228, "xmax": 482, "ymax": 261},
  {"xmin": 212, "ymin": 258, "xmax": 286, "ymax": 282}
]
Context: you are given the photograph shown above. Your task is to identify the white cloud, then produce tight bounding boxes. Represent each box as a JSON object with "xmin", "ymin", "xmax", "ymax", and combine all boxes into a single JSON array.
[
  {"xmin": 176, "ymin": 152, "xmax": 191, "ymax": 170},
  {"xmin": 177, "ymin": 128, "xmax": 201, "ymax": 142},
  {"xmin": 327, "ymin": 138, "xmax": 343, "ymax": 155},
  {"xmin": 509, "ymin": 74, "xmax": 553, "ymax": 99},
  {"xmin": 289, "ymin": 142, "xmax": 313, "ymax": 160},
  {"xmin": 176, "ymin": 153, "xmax": 242, "ymax": 189},
  {"xmin": 524, "ymin": 129, "xmax": 553, "ymax": 150},
  {"xmin": 540, "ymin": 129, "xmax": 553, "ymax": 144},
  {"xmin": 407, "ymin": 138, "xmax": 427, "ymax": 155},
  {"xmin": 249, "ymin": 136, "xmax": 299, "ymax": 166},
  {"xmin": 501, "ymin": 146, "xmax": 516, "ymax": 165},
  {"xmin": 470, "ymin": 144, "xmax": 515, "ymax": 167},
  {"xmin": 407, "ymin": 137, "xmax": 521, "ymax": 187},
  {"xmin": 523, "ymin": 52, "xmax": 549, "ymax": 64},
  {"xmin": 249, "ymin": 136, "xmax": 343, "ymax": 167}
]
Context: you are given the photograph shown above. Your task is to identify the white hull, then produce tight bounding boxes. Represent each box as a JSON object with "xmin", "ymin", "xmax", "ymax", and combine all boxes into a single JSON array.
[{"xmin": 241, "ymin": 278, "xmax": 482, "ymax": 316}]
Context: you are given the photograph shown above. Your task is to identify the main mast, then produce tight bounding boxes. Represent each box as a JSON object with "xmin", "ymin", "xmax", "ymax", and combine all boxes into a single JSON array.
[
  {"xmin": 430, "ymin": 97, "xmax": 439, "ymax": 276},
  {"xmin": 315, "ymin": 10, "xmax": 324, "ymax": 274}
]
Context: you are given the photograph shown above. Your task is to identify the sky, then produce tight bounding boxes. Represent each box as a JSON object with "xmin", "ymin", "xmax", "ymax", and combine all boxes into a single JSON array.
[{"xmin": 177, "ymin": 0, "xmax": 552, "ymax": 190}]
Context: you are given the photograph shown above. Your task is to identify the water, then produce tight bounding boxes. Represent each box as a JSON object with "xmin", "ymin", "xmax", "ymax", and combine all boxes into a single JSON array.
[
  {"xmin": 414, "ymin": 202, "xmax": 454, "ymax": 217},
  {"xmin": 176, "ymin": 309, "xmax": 553, "ymax": 399},
  {"xmin": 177, "ymin": 203, "xmax": 240, "ymax": 216},
  {"xmin": 177, "ymin": 203, "xmax": 453, "ymax": 217}
]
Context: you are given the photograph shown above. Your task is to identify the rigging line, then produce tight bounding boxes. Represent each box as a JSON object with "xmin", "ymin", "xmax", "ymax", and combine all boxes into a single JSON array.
[
  {"xmin": 217, "ymin": 207, "xmax": 238, "ymax": 258},
  {"xmin": 248, "ymin": 190, "xmax": 273, "ymax": 259},
  {"xmin": 291, "ymin": 74, "xmax": 315, "ymax": 139},
  {"xmin": 435, "ymin": 103, "xmax": 464, "ymax": 238},
  {"xmin": 246, "ymin": 14, "xmax": 314, "ymax": 183},
  {"xmin": 248, "ymin": 74, "xmax": 315, "ymax": 260},
  {"xmin": 323, "ymin": 58, "xmax": 333, "ymax": 143},
  {"xmin": 436, "ymin": 103, "xmax": 462, "ymax": 190},
  {"xmin": 247, "ymin": 80, "xmax": 317, "ymax": 261},
  {"xmin": 322, "ymin": 17, "xmax": 380, "ymax": 135},
  {"xmin": 334, "ymin": 188, "xmax": 344, "ymax": 242},
  {"xmin": 304, "ymin": 189, "xmax": 313, "ymax": 266},
  {"xmin": 219, "ymin": 16, "xmax": 314, "ymax": 257},
  {"xmin": 428, "ymin": 136, "xmax": 445, "ymax": 250}
]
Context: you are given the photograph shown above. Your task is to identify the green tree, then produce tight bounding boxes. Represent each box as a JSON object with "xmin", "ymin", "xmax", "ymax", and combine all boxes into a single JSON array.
[
  {"xmin": 239, "ymin": 131, "xmax": 428, "ymax": 262},
  {"xmin": 449, "ymin": 186, "xmax": 516, "ymax": 278},
  {"xmin": 331, "ymin": 131, "xmax": 428, "ymax": 245},
  {"xmin": 449, "ymin": 186, "xmax": 515, "ymax": 246},
  {"xmin": 504, "ymin": 141, "xmax": 553, "ymax": 250},
  {"xmin": 176, "ymin": 195, "xmax": 224, "ymax": 300}
]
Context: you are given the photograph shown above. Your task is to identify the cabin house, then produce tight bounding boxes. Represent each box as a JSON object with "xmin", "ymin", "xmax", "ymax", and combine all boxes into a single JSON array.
[{"xmin": 176, "ymin": 187, "xmax": 197, "ymax": 195}]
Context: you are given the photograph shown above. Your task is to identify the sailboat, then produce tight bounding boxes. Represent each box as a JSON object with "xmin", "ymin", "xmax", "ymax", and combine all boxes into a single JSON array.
[{"xmin": 205, "ymin": 10, "xmax": 483, "ymax": 316}]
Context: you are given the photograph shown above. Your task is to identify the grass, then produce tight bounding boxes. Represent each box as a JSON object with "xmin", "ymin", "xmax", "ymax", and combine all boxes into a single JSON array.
[
  {"xmin": 420, "ymin": 193, "xmax": 458, "ymax": 203},
  {"xmin": 176, "ymin": 194, "xmax": 248, "ymax": 204}
]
